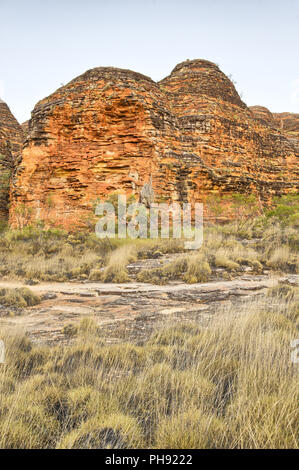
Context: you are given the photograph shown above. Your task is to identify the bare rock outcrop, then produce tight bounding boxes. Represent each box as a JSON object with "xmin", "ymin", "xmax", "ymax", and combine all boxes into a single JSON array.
[
  {"xmin": 273, "ymin": 112, "xmax": 299, "ymax": 156},
  {"xmin": 21, "ymin": 120, "xmax": 29, "ymax": 140},
  {"xmin": 249, "ymin": 105, "xmax": 276, "ymax": 127},
  {"xmin": 9, "ymin": 60, "xmax": 298, "ymax": 228},
  {"xmin": 0, "ymin": 99, "xmax": 23, "ymax": 220}
]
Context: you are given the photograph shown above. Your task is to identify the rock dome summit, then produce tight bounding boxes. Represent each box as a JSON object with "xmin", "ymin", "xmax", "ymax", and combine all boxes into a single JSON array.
[{"xmin": 0, "ymin": 59, "xmax": 297, "ymax": 228}]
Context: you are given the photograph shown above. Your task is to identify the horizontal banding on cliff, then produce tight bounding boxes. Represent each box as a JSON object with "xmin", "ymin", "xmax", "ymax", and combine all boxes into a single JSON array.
[
  {"xmin": 9, "ymin": 60, "xmax": 299, "ymax": 228},
  {"xmin": 273, "ymin": 112, "xmax": 299, "ymax": 156},
  {"xmin": 160, "ymin": 59, "xmax": 247, "ymax": 113},
  {"xmin": 0, "ymin": 100, "xmax": 23, "ymax": 220},
  {"xmin": 250, "ymin": 106, "xmax": 276, "ymax": 127},
  {"xmin": 10, "ymin": 67, "xmax": 174, "ymax": 228}
]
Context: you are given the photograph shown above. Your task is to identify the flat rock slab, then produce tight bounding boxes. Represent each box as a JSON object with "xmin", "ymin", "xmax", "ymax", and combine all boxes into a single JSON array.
[{"xmin": 0, "ymin": 274, "xmax": 297, "ymax": 345}]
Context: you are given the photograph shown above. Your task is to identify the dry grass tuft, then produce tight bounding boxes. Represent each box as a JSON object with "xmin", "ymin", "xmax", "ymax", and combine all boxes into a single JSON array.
[
  {"xmin": 0, "ymin": 287, "xmax": 40, "ymax": 309},
  {"xmin": 0, "ymin": 286, "xmax": 298, "ymax": 449},
  {"xmin": 101, "ymin": 244, "xmax": 137, "ymax": 282}
]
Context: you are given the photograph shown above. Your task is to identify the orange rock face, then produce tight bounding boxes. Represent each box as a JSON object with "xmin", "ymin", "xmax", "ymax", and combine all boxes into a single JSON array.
[
  {"xmin": 273, "ymin": 112, "xmax": 299, "ymax": 156},
  {"xmin": 250, "ymin": 107, "xmax": 299, "ymax": 157},
  {"xmin": 21, "ymin": 120, "xmax": 29, "ymax": 139},
  {"xmin": 249, "ymin": 106, "xmax": 276, "ymax": 127},
  {"xmin": 0, "ymin": 99, "xmax": 23, "ymax": 220},
  {"xmin": 9, "ymin": 60, "xmax": 298, "ymax": 228}
]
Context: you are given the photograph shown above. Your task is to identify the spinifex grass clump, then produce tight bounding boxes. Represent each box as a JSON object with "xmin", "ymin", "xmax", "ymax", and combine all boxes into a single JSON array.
[
  {"xmin": 0, "ymin": 194, "xmax": 298, "ymax": 283},
  {"xmin": 0, "ymin": 287, "xmax": 298, "ymax": 449},
  {"xmin": 0, "ymin": 225, "xmax": 186, "ymax": 282},
  {"xmin": 0, "ymin": 287, "xmax": 40, "ymax": 308}
]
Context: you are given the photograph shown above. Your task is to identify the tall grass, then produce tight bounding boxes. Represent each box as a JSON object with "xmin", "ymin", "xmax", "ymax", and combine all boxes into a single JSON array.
[
  {"xmin": 100, "ymin": 244, "xmax": 137, "ymax": 282},
  {"xmin": 0, "ymin": 198, "xmax": 298, "ymax": 284},
  {"xmin": 0, "ymin": 286, "xmax": 298, "ymax": 449},
  {"xmin": 0, "ymin": 226, "xmax": 185, "ymax": 282}
]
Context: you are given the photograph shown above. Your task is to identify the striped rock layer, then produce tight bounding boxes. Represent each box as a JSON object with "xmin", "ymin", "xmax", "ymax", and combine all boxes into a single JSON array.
[
  {"xmin": 9, "ymin": 60, "xmax": 299, "ymax": 227},
  {"xmin": 0, "ymin": 99, "xmax": 23, "ymax": 220}
]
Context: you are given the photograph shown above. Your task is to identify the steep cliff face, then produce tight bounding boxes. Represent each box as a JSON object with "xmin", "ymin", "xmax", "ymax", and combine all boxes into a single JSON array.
[
  {"xmin": 249, "ymin": 106, "xmax": 276, "ymax": 127},
  {"xmin": 0, "ymin": 99, "xmax": 23, "ymax": 220},
  {"xmin": 21, "ymin": 120, "xmax": 29, "ymax": 140},
  {"xmin": 9, "ymin": 60, "xmax": 298, "ymax": 228},
  {"xmin": 273, "ymin": 112, "xmax": 299, "ymax": 156},
  {"xmin": 10, "ymin": 68, "xmax": 177, "ymax": 227},
  {"xmin": 250, "ymin": 107, "xmax": 299, "ymax": 157},
  {"xmin": 159, "ymin": 61, "xmax": 298, "ymax": 205}
]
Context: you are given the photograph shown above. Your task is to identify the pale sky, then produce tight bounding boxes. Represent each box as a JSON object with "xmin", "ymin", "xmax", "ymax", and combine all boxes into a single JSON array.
[{"xmin": 0, "ymin": 0, "xmax": 298, "ymax": 123}]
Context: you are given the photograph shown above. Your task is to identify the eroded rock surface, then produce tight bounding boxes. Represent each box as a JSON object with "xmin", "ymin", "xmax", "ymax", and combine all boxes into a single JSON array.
[
  {"xmin": 21, "ymin": 120, "xmax": 29, "ymax": 140},
  {"xmin": 273, "ymin": 112, "xmax": 299, "ymax": 155},
  {"xmin": 0, "ymin": 99, "xmax": 23, "ymax": 220},
  {"xmin": 249, "ymin": 105, "xmax": 276, "ymax": 127},
  {"xmin": 250, "ymin": 106, "xmax": 299, "ymax": 157},
  {"xmin": 1, "ymin": 274, "xmax": 297, "ymax": 345},
  {"xmin": 9, "ymin": 60, "xmax": 298, "ymax": 227}
]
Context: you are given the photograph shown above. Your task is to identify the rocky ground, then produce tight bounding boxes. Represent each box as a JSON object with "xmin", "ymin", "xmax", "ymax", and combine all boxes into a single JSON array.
[{"xmin": 1, "ymin": 267, "xmax": 297, "ymax": 346}]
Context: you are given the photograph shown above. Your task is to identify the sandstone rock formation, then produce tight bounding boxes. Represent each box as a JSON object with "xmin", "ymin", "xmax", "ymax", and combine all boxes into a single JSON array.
[
  {"xmin": 250, "ymin": 106, "xmax": 299, "ymax": 157},
  {"xmin": 273, "ymin": 112, "xmax": 299, "ymax": 135},
  {"xmin": 21, "ymin": 120, "xmax": 29, "ymax": 139},
  {"xmin": 249, "ymin": 105, "xmax": 276, "ymax": 127},
  {"xmin": 159, "ymin": 61, "xmax": 298, "ymax": 205},
  {"xmin": 9, "ymin": 60, "xmax": 298, "ymax": 228},
  {"xmin": 0, "ymin": 99, "xmax": 23, "ymax": 220},
  {"xmin": 0, "ymin": 274, "xmax": 292, "ymax": 345},
  {"xmin": 273, "ymin": 112, "xmax": 299, "ymax": 155}
]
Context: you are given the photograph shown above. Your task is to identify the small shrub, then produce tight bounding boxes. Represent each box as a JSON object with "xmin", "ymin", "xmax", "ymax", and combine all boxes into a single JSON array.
[
  {"xmin": 183, "ymin": 255, "xmax": 211, "ymax": 283},
  {"xmin": 213, "ymin": 254, "xmax": 239, "ymax": 271},
  {"xmin": 0, "ymin": 287, "xmax": 40, "ymax": 308}
]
